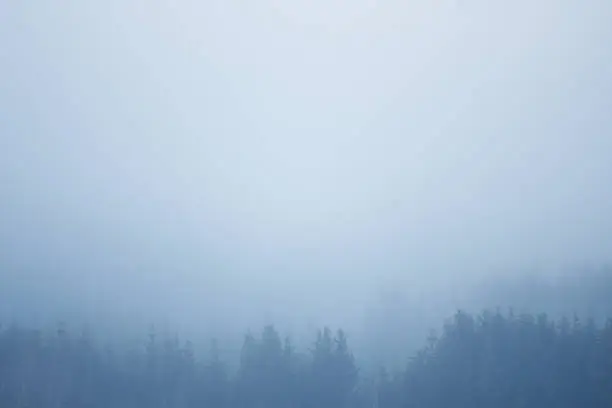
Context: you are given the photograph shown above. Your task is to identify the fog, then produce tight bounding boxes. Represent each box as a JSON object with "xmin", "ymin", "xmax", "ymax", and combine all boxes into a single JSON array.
[{"xmin": 1, "ymin": 1, "xmax": 612, "ymax": 361}]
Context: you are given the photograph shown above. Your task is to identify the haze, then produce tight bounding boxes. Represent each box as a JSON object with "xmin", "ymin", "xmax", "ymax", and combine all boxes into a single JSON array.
[{"xmin": 1, "ymin": 1, "xmax": 611, "ymax": 358}]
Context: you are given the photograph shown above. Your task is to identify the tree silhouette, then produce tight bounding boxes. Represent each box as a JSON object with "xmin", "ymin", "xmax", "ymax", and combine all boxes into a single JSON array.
[{"xmin": 0, "ymin": 306, "xmax": 611, "ymax": 407}]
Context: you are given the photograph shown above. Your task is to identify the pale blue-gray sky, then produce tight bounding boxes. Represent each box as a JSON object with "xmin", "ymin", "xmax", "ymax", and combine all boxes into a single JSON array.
[{"xmin": 1, "ymin": 1, "xmax": 612, "ymax": 340}]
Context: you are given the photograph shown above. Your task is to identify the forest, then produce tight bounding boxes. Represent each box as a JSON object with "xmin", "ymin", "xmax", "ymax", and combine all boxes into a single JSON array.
[
  {"xmin": 1, "ymin": 307, "xmax": 611, "ymax": 408},
  {"xmin": 3, "ymin": 1, "xmax": 611, "ymax": 407}
]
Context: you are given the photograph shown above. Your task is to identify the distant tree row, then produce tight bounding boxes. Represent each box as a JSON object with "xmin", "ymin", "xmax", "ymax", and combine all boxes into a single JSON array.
[
  {"xmin": 0, "ymin": 322, "xmax": 358, "ymax": 408},
  {"xmin": 379, "ymin": 310, "xmax": 612, "ymax": 408},
  {"xmin": 1, "ymin": 310, "xmax": 611, "ymax": 407}
]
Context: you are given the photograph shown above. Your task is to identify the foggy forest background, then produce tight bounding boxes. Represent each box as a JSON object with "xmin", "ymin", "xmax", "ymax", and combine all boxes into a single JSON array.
[
  {"xmin": 1, "ymin": 267, "xmax": 612, "ymax": 408},
  {"xmin": 3, "ymin": 1, "xmax": 612, "ymax": 407}
]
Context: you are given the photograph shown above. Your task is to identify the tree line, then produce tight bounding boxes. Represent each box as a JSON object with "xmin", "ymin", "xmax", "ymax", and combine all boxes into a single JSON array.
[{"xmin": 1, "ymin": 309, "xmax": 611, "ymax": 407}]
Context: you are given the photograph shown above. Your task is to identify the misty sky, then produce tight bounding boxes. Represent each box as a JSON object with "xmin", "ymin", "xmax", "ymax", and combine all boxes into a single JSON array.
[{"xmin": 1, "ymin": 1, "xmax": 612, "ymax": 339}]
